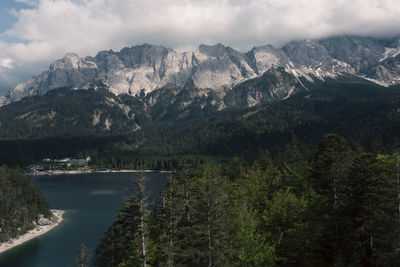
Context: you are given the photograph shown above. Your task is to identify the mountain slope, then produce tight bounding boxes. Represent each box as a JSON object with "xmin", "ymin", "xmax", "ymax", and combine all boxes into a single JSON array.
[
  {"xmin": 2, "ymin": 36, "xmax": 400, "ymax": 107},
  {"xmin": 0, "ymin": 85, "xmax": 141, "ymax": 138},
  {"xmin": 0, "ymin": 67, "xmax": 306, "ymax": 138},
  {"xmin": 129, "ymin": 76, "xmax": 400, "ymax": 160},
  {"xmin": 1, "ymin": 76, "xmax": 400, "ymax": 169},
  {"xmin": 0, "ymin": 36, "xmax": 400, "ymax": 168}
]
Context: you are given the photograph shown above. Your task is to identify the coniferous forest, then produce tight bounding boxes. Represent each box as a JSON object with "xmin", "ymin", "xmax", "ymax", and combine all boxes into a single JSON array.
[
  {"xmin": 2, "ymin": 1, "xmax": 400, "ymax": 265},
  {"xmin": 0, "ymin": 166, "xmax": 50, "ymax": 242},
  {"xmin": 94, "ymin": 134, "xmax": 400, "ymax": 266}
]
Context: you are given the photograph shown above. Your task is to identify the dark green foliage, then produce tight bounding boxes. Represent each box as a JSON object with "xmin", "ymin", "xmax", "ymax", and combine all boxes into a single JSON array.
[
  {"xmin": 2, "ymin": 77, "xmax": 400, "ymax": 170},
  {"xmin": 150, "ymin": 174, "xmax": 186, "ymax": 267},
  {"xmin": 2, "ymin": 74, "xmax": 400, "ymax": 265},
  {"xmin": 309, "ymin": 135, "xmax": 356, "ymax": 265},
  {"xmin": 182, "ymin": 165, "xmax": 232, "ymax": 266},
  {"xmin": 309, "ymin": 135, "xmax": 400, "ymax": 266},
  {"xmin": 0, "ymin": 166, "xmax": 50, "ymax": 242},
  {"xmin": 94, "ymin": 172, "xmax": 149, "ymax": 267},
  {"xmin": 0, "ymin": 87, "xmax": 140, "ymax": 138},
  {"xmin": 73, "ymin": 79, "xmax": 400, "ymax": 169},
  {"xmin": 341, "ymin": 154, "xmax": 400, "ymax": 266},
  {"xmin": 74, "ymin": 243, "xmax": 90, "ymax": 267},
  {"xmin": 93, "ymin": 196, "xmax": 142, "ymax": 267},
  {"xmin": 95, "ymin": 134, "xmax": 400, "ymax": 266}
]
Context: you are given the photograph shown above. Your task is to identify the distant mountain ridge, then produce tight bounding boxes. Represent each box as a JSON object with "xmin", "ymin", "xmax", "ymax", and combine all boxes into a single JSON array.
[{"xmin": 1, "ymin": 36, "xmax": 400, "ymax": 107}]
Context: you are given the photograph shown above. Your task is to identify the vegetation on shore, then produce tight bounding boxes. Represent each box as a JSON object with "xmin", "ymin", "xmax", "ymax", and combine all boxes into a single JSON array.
[
  {"xmin": 0, "ymin": 166, "xmax": 51, "ymax": 243},
  {"xmin": 1, "ymin": 78, "xmax": 400, "ymax": 171},
  {"xmin": 1, "ymin": 77, "xmax": 400, "ymax": 265},
  {"xmin": 94, "ymin": 134, "xmax": 400, "ymax": 266}
]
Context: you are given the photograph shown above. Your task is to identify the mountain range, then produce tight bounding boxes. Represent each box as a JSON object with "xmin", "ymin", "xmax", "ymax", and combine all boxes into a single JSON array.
[
  {"xmin": 2, "ymin": 36, "xmax": 400, "ymax": 108},
  {"xmin": 0, "ymin": 35, "xmax": 400, "ymax": 141}
]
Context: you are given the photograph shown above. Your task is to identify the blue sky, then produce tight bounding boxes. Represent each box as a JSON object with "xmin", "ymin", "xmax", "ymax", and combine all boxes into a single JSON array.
[
  {"xmin": 0, "ymin": 1, "xmax": 27, "ymax": 33},
  {"xmin": 0, "ymin": 0, "xmax": 400, "ymax": 94}
]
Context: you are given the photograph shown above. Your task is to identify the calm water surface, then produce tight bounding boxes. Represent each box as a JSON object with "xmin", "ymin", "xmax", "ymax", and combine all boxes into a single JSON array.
[{"xmin": 0, "ymin": 172, "xmax": 168, "ymax": 267}]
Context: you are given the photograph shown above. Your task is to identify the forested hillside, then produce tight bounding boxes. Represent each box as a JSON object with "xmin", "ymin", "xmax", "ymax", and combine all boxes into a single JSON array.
[
  {"xmin": 0, "ymin": 166, "xmax": 50, "ymax": 242},
  {"xmin": 0, "ymin": 86, "xmax": 141, "ymax": 138},
  {"xmin": 1, "ymin": 76, "xmax": 400, "ymax": 170},
  {"xmin": 94, "ymin": 135, "xmax": 400, "ymax": 266}
]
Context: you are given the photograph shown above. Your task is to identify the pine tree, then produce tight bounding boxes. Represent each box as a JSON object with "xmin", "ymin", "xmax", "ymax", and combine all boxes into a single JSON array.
[
  {"xmin": 340, "ymin": 153, "xmax": 399, "ymax": 265},
  {"xmin": 226, "ymin": 157, "xmax": 247, "ymax": 180},
  {"xmin": 94, "ymin": 197, "xmax": 142, "ymax": 267},
  {"xmin": 281, "ymin": 137, "xmax": 310, "ymax": 196},
  {"xmin": 231, "ymin": 201, "xmax": 276, "ymax": 266},
  {"xmin": 177, "ymin": 164, "xmax": 232, "ymax": 266},
  {"xmin": 135, "ymin": 171, "xmax": 149, "ymax": 267},
  {"xmin": 94, "ymin": 171, "xmax": 149, "ymax": 267},
  {"xmin": 120, "ymin": 171, "xmax": 150, "ymax": 267},
  {"xmin": 75, "ymin": 243, "xmax": 90, "ymax": 267},
  {"xmin": 309, "ymin": 134, "xmax": 355, "ymax": 265},
  {"xmin": 228, "ymin": 159, "xmax": 280, "ymax": 266},
  {"xmin": 153, "ymin": 173, "xmax": 186, "ymax": 266},
  {"xmin": 262, "ymin": 188, "xmax": 315, "ymax": 266}
]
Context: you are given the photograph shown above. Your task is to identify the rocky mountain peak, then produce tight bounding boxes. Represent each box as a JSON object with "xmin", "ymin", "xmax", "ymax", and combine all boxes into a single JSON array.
[
  {"xmin": 283, "ymin": 39, "xmax": 333, "ymax": 67},
  {"xmin": 117, "ymin": 44, "xmax": 174, "ymax": 68},
  {"xmin": 247, "ymin": 44, "xmax": 289, "ymax": 74},
  {"xmin": 198, "ymin": 43, "xmax": 228, "ymax": 58},
  {"xmin": 319, "ymin": 36, "xmax": 386, "ymax": 73},
  {"xmin": 49, "ymin": 52, "xmax": 96, "ymax": 71},
  {"xmin": 64, "ymin": 52, "xmax": 80, "ymax": 59},
  {"xmin": 2, "ymin": 36, "xmax": 400, "ymax": 107}
]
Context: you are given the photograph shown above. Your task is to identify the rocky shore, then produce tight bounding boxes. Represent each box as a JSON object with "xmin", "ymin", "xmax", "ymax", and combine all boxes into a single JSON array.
[
  {"xmin": 28, "ymin": 169, "xmax": 172, "ymax": 176},
  {"xmin": 0, "ymin": 210, "xmax": 65, "ymax": 254}
]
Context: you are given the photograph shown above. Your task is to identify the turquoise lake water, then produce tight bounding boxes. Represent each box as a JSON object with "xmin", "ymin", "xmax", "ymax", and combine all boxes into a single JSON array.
[{"xmin": 0, "ymin": 172, "xmax": 168, "ymax": 267}]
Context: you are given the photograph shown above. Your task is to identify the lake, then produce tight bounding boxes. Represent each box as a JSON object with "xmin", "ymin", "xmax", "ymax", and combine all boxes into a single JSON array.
[{"xmin": 0, "ymin": 172, "xmax": 168, "ymax": 267}]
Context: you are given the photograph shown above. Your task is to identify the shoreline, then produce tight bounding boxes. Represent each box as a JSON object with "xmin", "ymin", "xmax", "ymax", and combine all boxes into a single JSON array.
[
  {"xmin": 27, "ymin": 169, "xmax": 173, "ymax": 176},
  {"xmin": 0, "ymin": 209, "xmax": 65, "ymax": 255}
]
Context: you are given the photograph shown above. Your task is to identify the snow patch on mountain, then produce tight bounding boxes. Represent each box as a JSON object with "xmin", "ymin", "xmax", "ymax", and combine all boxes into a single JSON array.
[
  {"xmin": 2, "ymin": 36, "xmax": 400, "ymax": 107},
  {"xmin": 380, "ymin": 47, "xmax": 400, "ymax": 62}
]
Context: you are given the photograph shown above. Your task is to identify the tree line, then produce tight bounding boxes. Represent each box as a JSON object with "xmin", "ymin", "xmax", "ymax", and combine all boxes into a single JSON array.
[
  {"xmin": 94, "ymin": 134, "xmax": 400, "ymax": 266},
  {"xmin": 2, "ymin": 78, "xmax": 400, "ymax": 172},
  {"xmin": 0, "ymin": 166, "xmax": 50, "ymax": 242}
]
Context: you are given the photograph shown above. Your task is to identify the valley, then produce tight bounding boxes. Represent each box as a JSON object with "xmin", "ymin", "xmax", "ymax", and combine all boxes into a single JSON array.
[{"xmin": 1, "ymin": 35, "xmax": 400, "ymax": 266}]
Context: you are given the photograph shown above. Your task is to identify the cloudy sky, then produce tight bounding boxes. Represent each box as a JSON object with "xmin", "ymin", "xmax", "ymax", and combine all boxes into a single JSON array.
[{"xmin": 0, "ymin": 0, "xmax": 400, "ymax": 93}]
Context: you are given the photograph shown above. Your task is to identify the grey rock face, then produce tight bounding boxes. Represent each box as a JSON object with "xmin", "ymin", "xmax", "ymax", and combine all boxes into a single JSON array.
[
  {"xmin": 225, "ymin": 67, "xmax": 301, "ymax": 107},
  {"xmin": 369, "ymin": 40, "xmax": 400, "ymax": 85},
  {"xmin": 2, "ymin": 36, "xmax": 400, "ymax": 107},
  {"xmin": 319, "ymin": 36, "xmax": 386, "ymax": 73},
  {"xmin": 246, "ymin": 45, "xmax": 289, "ymax": 74},
  {"xmin": 36, "ymin": 214, "xmax": 53, "ymax": 226},
  {"xmin": 283, "ymin": 40, "xmax": 333, "ymax": 67}
]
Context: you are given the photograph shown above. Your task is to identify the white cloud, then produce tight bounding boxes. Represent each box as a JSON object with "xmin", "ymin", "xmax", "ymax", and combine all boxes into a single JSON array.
[
  {"xmin": 1, "ymin": 0, "xmax": 400, "ymax": 92},
  {"xmin": 1, "ymin": 58, "xmax": 13, "ymax": 69}
]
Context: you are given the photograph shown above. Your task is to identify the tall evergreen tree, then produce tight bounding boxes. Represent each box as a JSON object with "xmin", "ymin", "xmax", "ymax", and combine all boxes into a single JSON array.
[
  {"xmin": 341, "ymin": 153, "xmax": 399, "ymax": 266},
  {"xmin": 262, "ymin": 188, "xmax": 315, "ymax": 266},
  {"xmin": 281, "ymin": 137, "xmax": 310, "ymax": 196},
  {"xmin": 309, "ymin": 134, "xmax": 355, "ymax": 265},
  {"xmin": 230, "ymin": 190, "xmax": 276, "ymax": 266},
  {"xmin": 95, "ymin": 172, "xmax": 150, "ymax": 267},
  {"xmin": 153, "ymin": 174, "xmax": 185, "ymax": 266},
  {"xmin": 136, "ymin": 171, "xmax": 149, "ymax": 267},
  {"xmin": 94, "ymin": 196, "xmax": 142, "ymax": 267},
  {"xmin": 186, "ymin": 165, "xmax": 232, "ymax": 266},
  {"xmin": 75, "ymin": 243, "xmax": 90, "ymax": 267}
]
